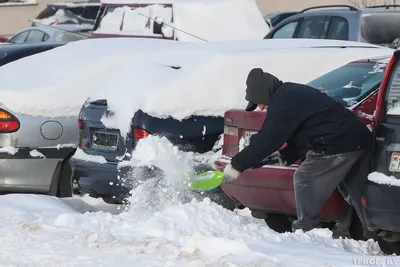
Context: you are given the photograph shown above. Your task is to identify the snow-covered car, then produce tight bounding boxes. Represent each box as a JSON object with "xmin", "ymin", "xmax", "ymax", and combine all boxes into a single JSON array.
[
  {"xmin": 7, "ymin": 24, "xmax": 93, "ymax": 44},
  {"xmin": 32, "ymin": 1, "xmax": 100, "ymax": 26},
  {"xmin": 0, "ymin": 42, "xmax": 78, "ymax": 197},
  {"xmin": 68, "ymin": 38, "xmax": 394, "ymax": 204},
  {"xmin": 91, "ymin": 0, "xmax": 269, "ymax": 42}
]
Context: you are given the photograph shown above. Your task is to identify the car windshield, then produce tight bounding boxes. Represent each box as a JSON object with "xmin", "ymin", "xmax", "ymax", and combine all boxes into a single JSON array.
[{"xmin": 307, "ymin": 61, "xmax": 387, "ymax": 108}]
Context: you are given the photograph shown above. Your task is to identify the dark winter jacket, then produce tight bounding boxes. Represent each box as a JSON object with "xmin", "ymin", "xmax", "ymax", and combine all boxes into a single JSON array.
[{"xmin": 231, "ymin": 69, "xmax": 374, "ymax": 173}]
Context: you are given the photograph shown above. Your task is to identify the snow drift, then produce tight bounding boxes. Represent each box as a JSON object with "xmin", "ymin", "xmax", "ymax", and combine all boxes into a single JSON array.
[{"xmin": 0, "ymin": 38, "xmax": 394, "ymax": 137}]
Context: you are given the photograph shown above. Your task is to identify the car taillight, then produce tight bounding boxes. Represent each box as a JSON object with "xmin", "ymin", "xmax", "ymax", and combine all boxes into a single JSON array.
[
  {"xmin": 223, "ymin": 125, "xmax": 238, "ymax": 145},
  {"xmin": 0, "ymin": 109, "xmax": 20, "ymax": 133},
  {"xmin": 133, "ymin": 128, "xmax": 150, "ymax": 140},
  {"xmin": 375, "ymin": 55, "xmax": 397, "ymax": 129}
]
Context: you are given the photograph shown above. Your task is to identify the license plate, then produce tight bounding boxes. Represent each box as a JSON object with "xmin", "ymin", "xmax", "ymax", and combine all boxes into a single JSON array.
[
  {"xmin": 243, "ymin": 130, "xmax": 257, "ymax": 147},
  {"xmin": 92, "ymin": 132, "xmax": 119, "ymax": 151},
  {"xmin": 389, "ymin": 152, "xmax": 400, "ymax": 172}
]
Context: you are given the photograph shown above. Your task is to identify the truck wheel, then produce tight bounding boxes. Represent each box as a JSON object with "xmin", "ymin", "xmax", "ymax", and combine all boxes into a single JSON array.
[
  {"xmin": 377, "ymin": 237, "xmax": 400, "ymax": 255},
  {"xmin": 264, "ymin": 214, "xmax": 292, "ymax": 233},
  {"xmin": 57, "ymin": 160, "xmax": 73, "ymax": 198}
]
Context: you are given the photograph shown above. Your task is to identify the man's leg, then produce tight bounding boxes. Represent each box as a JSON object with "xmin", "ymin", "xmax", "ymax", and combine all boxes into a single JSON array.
[{"xmin": 292, "ymin": 150, "xmax": 363, "ymax": 232}]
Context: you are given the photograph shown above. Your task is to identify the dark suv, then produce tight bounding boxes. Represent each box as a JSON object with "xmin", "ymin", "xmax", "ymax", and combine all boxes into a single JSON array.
[{"xmin": 264, "ymin": 5, "xmax": 400, "ymax": 48}]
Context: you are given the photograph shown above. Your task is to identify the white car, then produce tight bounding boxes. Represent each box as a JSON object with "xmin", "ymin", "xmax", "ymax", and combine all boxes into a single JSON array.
[{"xmin": 7, "ymin": 24, "xmax": 93, "ymax": 44}]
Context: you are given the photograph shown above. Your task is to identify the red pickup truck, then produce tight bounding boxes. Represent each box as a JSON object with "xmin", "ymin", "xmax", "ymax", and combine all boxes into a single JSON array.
[{"xmin": 215, "ymin": 55, "xmax": 400, "ymax": 253}]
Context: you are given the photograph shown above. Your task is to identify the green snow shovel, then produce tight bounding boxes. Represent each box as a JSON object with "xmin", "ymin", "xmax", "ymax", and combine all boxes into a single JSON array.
[
  {"xmin": 187, "ymin": 170, "xmax": 225, "ymax": 191},
  {"xmin": 187, "ymin": 158, "xmax": 279, "ymax": 191}
]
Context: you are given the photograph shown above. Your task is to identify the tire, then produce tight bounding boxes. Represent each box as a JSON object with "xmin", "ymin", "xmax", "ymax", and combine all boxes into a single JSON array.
[
  {"xmin": 193, "ymin": 187, "xmax": 236, "ymax": 211},
  {"xmin": 348, "ymin": 211, "xmax": 368, "ymax": 241},
  {"xmin": 57, "ymin": 160, "xmax": 73, "ymax": 198},
  {"xmin": 377, "ymin": 237, "xmax": 400, "ymax": 255},
  {"xmin": 264, "ymin": 214, "xmax": 293, "ymax": 233}
]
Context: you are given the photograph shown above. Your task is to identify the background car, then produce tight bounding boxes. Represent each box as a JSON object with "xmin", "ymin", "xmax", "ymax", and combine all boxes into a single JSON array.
[
  {"xmin": 215, "ymin": 55, "xmax": 389, "ymax": 240},
  {"xmin": 0, "ymin": 36, "xmax": 8, "ymax": 43},
  {"xmin": 264, "ymin": 12, "xmax": 299, "ymax": 28},
  {"xmin": 0, "ymin": 42, "xmax": 78, "ymax": 197},
  {"xmin": 264, "ymin": 4, "xmax": 400, "ymax": 48},
  {"xmin": 7, "ymin": 24, "xmax": 93, "ymax": 44},
  {"xmin": 32, "ymin": 1, "xmax": 100, "ymax": 26}
]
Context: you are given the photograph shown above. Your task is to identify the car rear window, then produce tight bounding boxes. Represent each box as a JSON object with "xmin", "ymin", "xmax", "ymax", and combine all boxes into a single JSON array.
[
  {"xmin": 361, "ymin": 12, "xmax": 400, "ymax": 45},
  {"xmin": 307, "ymin": 61, "xmax": 387, "ymax": 108}
]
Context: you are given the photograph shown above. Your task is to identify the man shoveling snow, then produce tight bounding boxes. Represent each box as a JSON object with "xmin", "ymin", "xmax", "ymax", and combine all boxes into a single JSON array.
[{"xmin": 223, "ymin": 68, "xmax": 373, "ymax": 233}]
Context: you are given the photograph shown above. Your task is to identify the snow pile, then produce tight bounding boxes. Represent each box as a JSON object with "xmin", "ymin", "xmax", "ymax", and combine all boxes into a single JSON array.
[
  {"xmin": 95, "ymin": 0, "xmax": 269, "ymax": 42},
  {"xmin": 0, "ymin": 193, "xmax": 387, "ymax": 266},
  {"xmin": 0, "ymin": 38, "xmax": 394, "ymax": 137},
  {"xmin": 0, "ymin": 146, "xmax": 18, "ymax": 155},
  {"xmin": 0, "ymin": 136, "xmax": 393, "ymax": 265},
  {"xmin": 368, "ymin": 171, "xmax": 400, "ymax": 187}
]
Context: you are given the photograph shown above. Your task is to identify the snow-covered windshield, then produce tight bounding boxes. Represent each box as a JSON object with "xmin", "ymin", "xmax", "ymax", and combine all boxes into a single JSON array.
[
  {"xmin": 307, "ymin": 61, "xmax": 387, "ymax": 108},
  {"xmin": 96, "ymin": 5, "xmax": 173, "ymax": 38}
]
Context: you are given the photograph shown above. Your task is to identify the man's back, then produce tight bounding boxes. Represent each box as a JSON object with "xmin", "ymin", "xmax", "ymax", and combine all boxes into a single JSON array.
[{"xmin": 271, "ymin": 82, "xmax": 373, "ymax": 156}]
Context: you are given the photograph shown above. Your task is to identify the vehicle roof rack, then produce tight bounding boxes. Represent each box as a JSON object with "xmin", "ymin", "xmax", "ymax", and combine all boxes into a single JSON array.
[
  {"xmin": 366, "ymin": 4, "xmax": 400, "ymax": 9},
  {"xmin": 300, "ymin": 5, "xmax": 359, "ymax": 13}
]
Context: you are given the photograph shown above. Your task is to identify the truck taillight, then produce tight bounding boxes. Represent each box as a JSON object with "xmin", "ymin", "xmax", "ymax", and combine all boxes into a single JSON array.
[
  {"xmin": 223, "ymin": 125, "xmax": 238, "ymax": 144},
  {"xmin": 375, "ymin": 55, "xmax": 397, "ymax": 129},
  {"xmin": 78, "ymin": 119, "xmax": 84, "ymax": 130},
  {"xmin": 133, "ymin": 128, "xmax": 150, "ymax": 140},
  {"xmin": 0, "ymin": 109, "xmax": 20, "ymax": 133}
]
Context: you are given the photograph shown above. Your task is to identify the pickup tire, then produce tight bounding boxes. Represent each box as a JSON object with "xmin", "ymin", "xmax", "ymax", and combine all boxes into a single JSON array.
[
  {"xmin": 264, "ymin": 214, "xmax": 292, "ymax": 233},
  {"xmin": 377, "ymin": 237, "xmax": 400, "ymax": 255}
]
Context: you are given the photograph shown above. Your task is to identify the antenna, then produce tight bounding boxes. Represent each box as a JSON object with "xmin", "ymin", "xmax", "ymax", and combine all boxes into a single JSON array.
[
  {"xmin": 137, "ymin": 12, "xmax": 208, "ymax": 42},
  {"xmin": 28, "ymin": 20, "xmax": 94, "ymax": 39}
]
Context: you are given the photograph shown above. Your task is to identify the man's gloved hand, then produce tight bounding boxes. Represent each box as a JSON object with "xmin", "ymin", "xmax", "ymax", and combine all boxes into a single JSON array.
[
  {"xmin": 269, "ymin": 151, "xmax": 287, "ymax": 166},
  {"xmin": 223, "ymin": 164, "xmax": 241, "ymax": 183}
]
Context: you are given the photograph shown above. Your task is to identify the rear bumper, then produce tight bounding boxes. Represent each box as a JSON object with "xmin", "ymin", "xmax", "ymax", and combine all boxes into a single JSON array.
[
  {"xmin": 0, "ymin": 147, "xmax": 76, "ymax": 193},
  {"xmin": 71, "ymin": 158, "xmax": 131, "ymax": 197},
  {"xmin": 363, "ymin": 180, "xmax": 400, "ymax": 233},
  {"xmin": 215, "ymin": 156, "xmax": 351, "ymax": 221}
]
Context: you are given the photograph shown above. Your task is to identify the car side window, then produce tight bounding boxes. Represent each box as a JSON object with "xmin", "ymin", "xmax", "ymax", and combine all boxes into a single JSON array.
[
  {"xmin": 25, "ymin": 30, "xmax": 46, "ymax": 43},
  {"xmin": 386, "ymin": 62, "xmax": 400, "ymax": 115},
  {"xmin": 8, "ymin": 31, "xmax": 30, "ymax": 44},
  {"xmin": 271, "ymin": 21, "xmax": 299, "ymax": 38},
  {"xmin": 327, "ymin": 16, "xmax": 349, "ymax": 40},
  {"xmin": 297, "ymin": 16, "xmax": 329, "ymax": 39},
  {"xmin": 43, "ymin": 33, "xmax": 50, "ymax": 42}
]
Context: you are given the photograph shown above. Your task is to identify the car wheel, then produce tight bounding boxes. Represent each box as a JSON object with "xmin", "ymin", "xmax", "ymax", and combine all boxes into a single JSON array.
[
  {"xmin": 57, "ymin": 160, "xmax": 73, "ymax": 198},
  {"xmin": 264, "ymin": 213, "xmax": 293, "ymax": 233},
  {"xmin": 200, "ymin": 187, "xmax": 236, "ymax": 211},
  {"xmin": 377, "ymin": 237, "xmax": 400, "ymax": 255}
]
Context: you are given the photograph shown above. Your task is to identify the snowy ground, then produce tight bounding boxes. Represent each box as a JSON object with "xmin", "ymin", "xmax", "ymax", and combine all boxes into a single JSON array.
[
  {"xmin": 1, "ymin": 136, "xmax": 399, "ymax": 266},
  {"xmin": 0, "ymin": 189, "xmax": 397, "ymax": 267}
]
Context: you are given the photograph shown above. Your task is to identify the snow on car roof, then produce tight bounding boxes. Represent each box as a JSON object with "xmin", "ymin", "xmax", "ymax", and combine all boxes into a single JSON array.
[
  {"xmin": 0, "ymin": 38, "xmax": 394, "ymax": 137},
  {"xmin": 94, "ymin": 0, "xmax": 270, "ymax": 42}
]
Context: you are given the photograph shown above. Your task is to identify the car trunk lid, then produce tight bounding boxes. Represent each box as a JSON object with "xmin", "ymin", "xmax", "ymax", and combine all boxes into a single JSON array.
[{"xmin": 78, "ymin": 99, "xmax": 129, "ymax": 162}]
